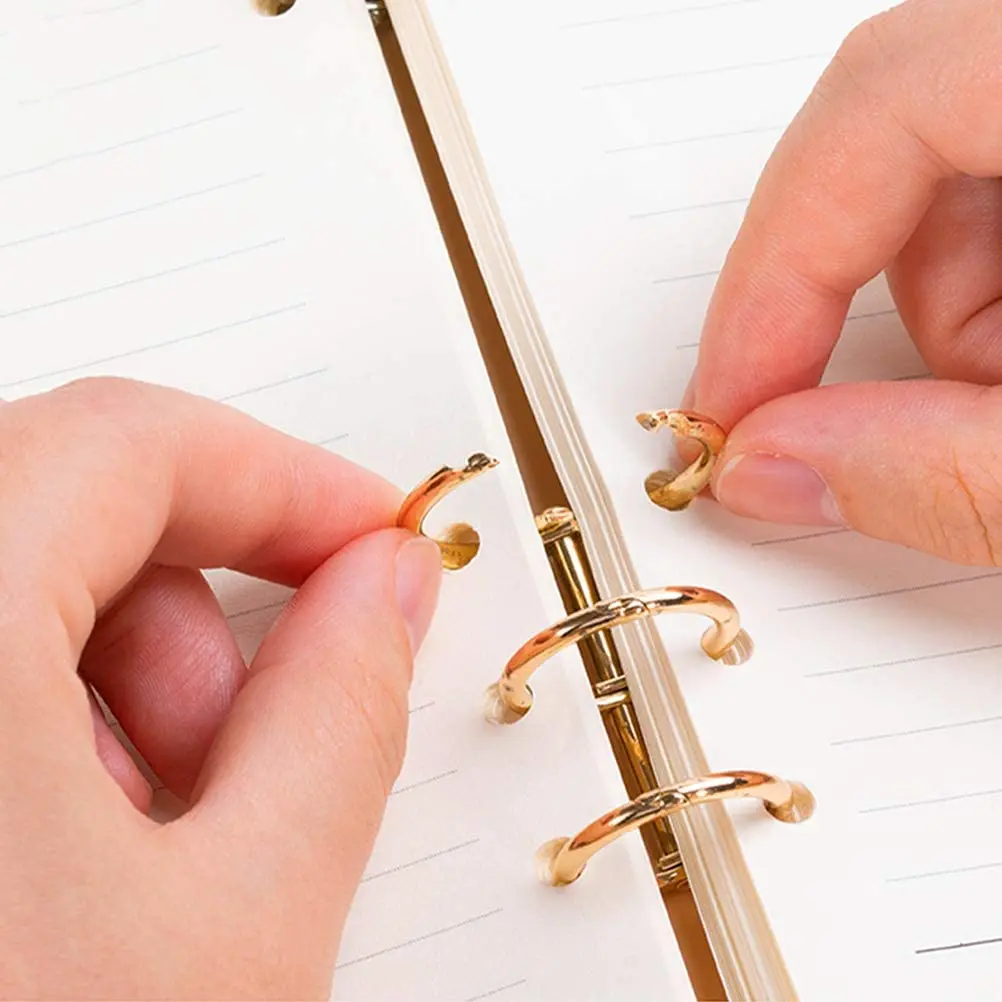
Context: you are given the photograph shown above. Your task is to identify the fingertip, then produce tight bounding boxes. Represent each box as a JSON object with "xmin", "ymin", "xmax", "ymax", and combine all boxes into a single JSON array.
[{"xmin": 87, "ymin": 688, "xmax": 154, "ymax": 813}]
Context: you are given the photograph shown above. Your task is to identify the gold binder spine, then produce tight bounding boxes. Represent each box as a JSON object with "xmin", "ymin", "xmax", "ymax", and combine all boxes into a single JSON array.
[{"xmin": 523, "ymin": 507, "xmax": 690, "ymax": 891}]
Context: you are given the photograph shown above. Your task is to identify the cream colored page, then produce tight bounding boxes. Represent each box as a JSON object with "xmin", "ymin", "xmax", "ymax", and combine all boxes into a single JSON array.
[
  {"xmin": 419, "ymin": 1, "xmax": 1002, "ymax": 998},
  {"xmin": 0, "ymin": 3, "xmax": 692, "ymax": 999}
]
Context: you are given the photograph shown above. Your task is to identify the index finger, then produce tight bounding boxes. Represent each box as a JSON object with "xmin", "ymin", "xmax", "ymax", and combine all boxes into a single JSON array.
[
  {"xmin": 687, "ymin": 0, "xmax": 1002, "ymax": 427},
  {"xmin": 0, "ymin": 377, "xmax": 401, "ymax": 663}
]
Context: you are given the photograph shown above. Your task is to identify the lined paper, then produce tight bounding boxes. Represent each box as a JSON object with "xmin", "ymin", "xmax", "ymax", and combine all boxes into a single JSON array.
[
  {"xmin": 0, "ymin": 3, "xmax": 692, "ymax": 1000},
  {"xmin": 418, "ymin": 0, "xmax": 1002, "ymax": 998}
]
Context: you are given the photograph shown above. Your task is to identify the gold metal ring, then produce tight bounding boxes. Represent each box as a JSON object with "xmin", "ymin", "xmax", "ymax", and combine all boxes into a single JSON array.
[
  {"xmin": 536, "ymin": 771, "xmax": 815, "ymax": 887},
  {"xmin": 635, "ymin": 409, "xmax": 726, "ymax": 511},
  {"xmin": 397, "ymin": 453, "xmax": 499, "ymax": 570},
  {"xmin": 483, "ymin": 586, "xmax": 752, "ymax": 724}
]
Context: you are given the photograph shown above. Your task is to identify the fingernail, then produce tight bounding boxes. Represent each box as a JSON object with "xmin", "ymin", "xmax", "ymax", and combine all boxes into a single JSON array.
[
  {"xmin": 395, "ymin": 537, "xmax": 443, "ymax": 655},
  {"xmin": 715, "ymin": 454, "xmax": 845, "ymax": 526}
]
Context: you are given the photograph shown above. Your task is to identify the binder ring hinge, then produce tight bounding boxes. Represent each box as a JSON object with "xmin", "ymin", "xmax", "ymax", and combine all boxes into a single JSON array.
[
  {"xmin": 397, "ymin": 453, "xmax": 499, "ymax": 570},
  {"xmin": 635, "ymin": 409, "xmax": 726, "ymax": 511},
  {"xmin": 483, "ymin": 586, "xmax": 752, "ymax": 724},
  {"xmin": 536, "ymin": 771, "xmax": 815, "ymax": 887}
]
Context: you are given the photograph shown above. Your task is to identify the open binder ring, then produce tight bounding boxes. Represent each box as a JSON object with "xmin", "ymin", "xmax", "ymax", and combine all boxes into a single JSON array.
[
  {"xmin": 636, "ymin": 409, "xmax": 726, "ymax": 511},
  {"xmin": 484, "ymin": 586, "xmax": 752, "ymax": 724},
  {"xmin": 397, "ymin": 453, "xmax": 499, "ymax": 570},
  {"xmin": 537, "ymin": 770, "xmax": 815, "ymax": 887}
]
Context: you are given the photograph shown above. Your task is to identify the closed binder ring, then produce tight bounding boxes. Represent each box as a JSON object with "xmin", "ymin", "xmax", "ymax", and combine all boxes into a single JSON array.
[
  {"xmin": 397, "ymin": 453, "xmax": 499, "ymax": 570},
  {"xmin": 483, "ymin": 586, "xmax": 752, "ymax": 724},
  {"xmin": 636, "ymin": 409, "xmax": 726, "ymax": 511},
  {"xmin": 536, "ymin": 770, "xmax": 815, "ymax": 887}
]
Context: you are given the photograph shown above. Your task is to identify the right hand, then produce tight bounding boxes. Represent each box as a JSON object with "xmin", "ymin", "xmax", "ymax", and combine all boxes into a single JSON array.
[{"xmin": 685, "ymin": 0, "xmax": 1002, "ymax": 566}]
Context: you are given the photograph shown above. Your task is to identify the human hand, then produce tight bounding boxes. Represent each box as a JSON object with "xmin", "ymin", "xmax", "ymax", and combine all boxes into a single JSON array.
[
  {"xmin": 686, "ymin": 0, "xmax": 1002, "ymax": 566},
  {"xmin": 0, "ymin": 378, "xmax": 442, "ymax": 999}
]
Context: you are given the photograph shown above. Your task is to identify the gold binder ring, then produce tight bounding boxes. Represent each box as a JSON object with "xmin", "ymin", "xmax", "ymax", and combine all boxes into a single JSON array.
[
  {"xmin": 636, "ymin": 409, "xmax": 726, "ymax": 511},
  {"xmin": 397, "ymin": 453, "xmax": 499, "ymax": 570},
  {"xmin": 536, "ymin": 770, "xmax": 815, "ymax": 887},
  {"xmin": 483, "ymin": 586, "xmax": 752, "ymax": 725}
]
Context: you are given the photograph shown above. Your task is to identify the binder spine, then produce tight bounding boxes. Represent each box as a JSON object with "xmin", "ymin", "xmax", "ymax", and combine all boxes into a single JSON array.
[{"xmin": 534, "ymin": 507, "xmax": 688, "ymax": 892}]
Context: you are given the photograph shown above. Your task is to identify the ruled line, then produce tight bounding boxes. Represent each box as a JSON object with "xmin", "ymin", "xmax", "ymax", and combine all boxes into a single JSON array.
[
  {"xmin": 465, "ymin": 980, "xmax": 528, "ymax": 1001},
  {"xmin": 314, "ymin": 432, "xmax": 350, "ymax": 447},
  {"xmin": 0, "ymin": 109, "xmax": 241, "ymax": 182},
  {"xmin": 361, "ymin": 839, "xmax": 480, "ymax": 884},
  {"xmin": 831, "ymin": 715, "xmax": 1002, "ymax": 747},
  {"xmin": 653, "ymin": 268, "xmax": 720, "ymax": 285},
  {"xmin": 390, "ymin": 769, "xmax": 458, "ymax": 797},
  {"xmin": 226, "ymin": 598, "xmax": 287, "ymax": 622},
  {"xmin": 752, "ymin": 528, "xmax": 849, "ymax": 547},
  {"xmin": 916, "ymin": 936, "xmax": 1002, "ymax": 956},
  {"xmin": 0, "ymin": 238, "xmax": 283, "ymax": 322},
  {"xmin": 804, "ymin": 642, "xmax": 1002, "ymax": 679},
  {"xmin": 631, "ymin": 195, "xmax": 748, "ymax": 219},
  {"xmin": 777, "ymin": 571, "xmax": 1002, "ymax": 612},
  {"xmin": 583, "ymin": 52, "xmax": 825, "ymax": 91},
  {"xmin": 335, "ymin": 908, "xmax": 503, "ymax": 970},
  {"xmin": 20, "ymin": 46, "xmax": 219, "ymax": 104},
  {"xmin": 565, "ymin": 0, "xmax": 764, "ymax": 30},
  {"xmin": 0, "ymin": 302, "xmax": 306, "ymax": 389},
  {"xmin": 0, "ymin": 174, "xmax": 264, "ymax": 251},
  {"xmin": 608, "ymin": 124, "xmax": 781, "ymax": 154},
  {"xmin": 859, "ymin": 788, "xmax": 1002, "ymax": 815},
  {"xmin": 408, "ymin": 700, "xmax": 436, "ymax": 715},
  {"xmin": 844, "ymin": 307, "xmax": 898, "ymax": 323},
  {"xmin": 887, "ymin": 860, "xmax": 1002, "ymax": 884},
  {"xmin": 219, "ymin": 367, "xmax": 326, "ymax": 403}
]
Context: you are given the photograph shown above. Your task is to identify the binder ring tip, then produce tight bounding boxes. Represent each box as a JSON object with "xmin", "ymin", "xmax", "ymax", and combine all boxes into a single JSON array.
[
  {"xmin": 538, "ymin": 771, "xmax": 814, "ymax": 887},
  {"xmin": 397, "ymin": 453, "xmax": 499, "ymax": 570},
  {"xmin": 482, "ymin": 682, "xmax": 526, "ymax": 725},
  {"xmin": 489, "ymin": 586, "xmax": 747, "ymax": 723},
  {"xmin": 636, "ymin": 409, "xmax": 726, "ymax": 511}
]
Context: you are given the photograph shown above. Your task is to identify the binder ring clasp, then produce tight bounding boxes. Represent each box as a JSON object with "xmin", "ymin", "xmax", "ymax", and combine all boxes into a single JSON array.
[
  {"xmin": 636, "ymin": 409, "xmax": 725, "ymax": 511},
  {"xmin": 537, "ymin": 771, "xmax": 815, "ymax": 886},
  {"xmin": 397, "ymin": 453, "xmax": 499, "ymax": 570},
  {"xmin": 484, "ymin": 586, "xmax": 752, "ymax": 724}
]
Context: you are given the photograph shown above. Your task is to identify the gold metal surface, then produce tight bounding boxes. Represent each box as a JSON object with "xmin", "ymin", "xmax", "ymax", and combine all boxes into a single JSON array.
[
  {"xmin": 636, "ymin": 409, "xmax": 726, "ymax": 511},
  {"xmin": 537, "ymin": 771, "xmax": 815, "ymax": 887},
  {"xmin": 485, "ymin": 583, "xmax": 751, "ymax": 725},
  {"xmin": 531, "ymin": 507, "xmax": 688, "ymax": 891},
  {"xmin": 397, "ymin": 454, "xmax": 499, "ymax": 569}
]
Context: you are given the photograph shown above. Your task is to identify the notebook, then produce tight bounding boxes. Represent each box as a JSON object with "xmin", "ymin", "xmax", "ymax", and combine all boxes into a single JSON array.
[
  {"xmin": 0, "ymin": 3, "xmax": 690, "ymax": 1000},
  {"xmin": 387, "ymin": 0, "xmax": 1002, "ymax": 999},
  {"xmin": 6, "ymin": 1, "xmax": 995, "ymax": 1000}
]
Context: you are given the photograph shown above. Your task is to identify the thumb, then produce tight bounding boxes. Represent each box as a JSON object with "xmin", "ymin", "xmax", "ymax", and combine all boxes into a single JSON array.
[
  {"xmin": 709, "ymin": 380, "xmax": 1002, "ymax": 566},
  {"xmin": 187, "ymin": 528, "xmax": 441, "ymax": 926}
]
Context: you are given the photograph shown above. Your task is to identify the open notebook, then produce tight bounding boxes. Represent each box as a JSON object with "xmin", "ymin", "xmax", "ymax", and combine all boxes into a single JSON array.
[
  {"xmin": 0, "ymin": 3, "xmax": 690, "ymax": 1000},
  {"xmin": 5, "ymin": 1, "xmax": 997, "ymax": 1000},
  {"xmin": 388, "ymin": 0, "xmax": 1002, "ymax": 1000}
]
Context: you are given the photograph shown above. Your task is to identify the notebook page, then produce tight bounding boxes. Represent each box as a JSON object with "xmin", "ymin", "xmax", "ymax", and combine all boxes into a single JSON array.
[
  {"xmin": 0, "ymin": 3, "xmax": 693, "ymax": 1000},
  {"xmin": 413, "ymin": 1, "xmax": 1002, "ymax": 998}
]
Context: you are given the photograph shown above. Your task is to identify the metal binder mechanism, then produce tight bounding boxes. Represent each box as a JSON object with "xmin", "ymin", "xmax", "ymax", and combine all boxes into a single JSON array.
[
  {"xmin": 484, "ymin": 512, "xmax": 752, "ymax": 726},
  {"xmin": 536, "ymin": 771, "xmax": 815, "ymax": 888},
  {"xmin": 492, "ymin": 507, "xmax": 746, "ymax": 891}
]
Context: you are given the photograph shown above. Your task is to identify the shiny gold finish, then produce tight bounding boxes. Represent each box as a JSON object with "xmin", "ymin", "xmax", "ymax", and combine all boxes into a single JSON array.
[
  {"xmin": 537, "ymin": 771, "xmax": 815, "ymax": 887},
  {"xmin": 485, "ymin": 583, "xmax": 751, "ymax": 725},
  {"xmin": 636, "ymin": 409, "xmax": 726, "ymax": 511},
  {"xmin": 397, "ymin": 454, "xmax": 499, "ymax": 570},
  {"xmin": 531, "ymin": 507, "xmax": 687, "ymax": 891}
]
